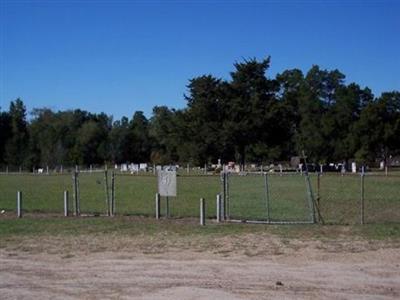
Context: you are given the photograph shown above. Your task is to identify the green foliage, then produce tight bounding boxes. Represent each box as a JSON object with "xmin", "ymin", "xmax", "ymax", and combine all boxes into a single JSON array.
[{"xmin": 1, "ymin": 57, "xmax": 399, "ymax": 167}]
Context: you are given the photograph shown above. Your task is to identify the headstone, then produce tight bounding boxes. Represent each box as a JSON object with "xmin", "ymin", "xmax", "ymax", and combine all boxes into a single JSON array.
[
  {"xmin": 380, "ymin": 161, "xmax": 385, "ymax": 170},
  {"xmin": 158, "ymin": 170, "xmax": 177, "ymax": 197},
  {"xmin": 351, "ymin": 162, "xmax": 357, "ymax": 173}
]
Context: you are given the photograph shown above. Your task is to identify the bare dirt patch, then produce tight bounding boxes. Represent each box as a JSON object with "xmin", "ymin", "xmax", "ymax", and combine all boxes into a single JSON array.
[{"xmin": 1, "ymin": 231, "xmax": 400, "ymax": 299}]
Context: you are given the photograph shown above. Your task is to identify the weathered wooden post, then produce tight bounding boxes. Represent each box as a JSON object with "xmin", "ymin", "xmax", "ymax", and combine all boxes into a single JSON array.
[
  {"xmin": 200, "ymin": 198, "xmax": 205, "ymax": 226},
  {"xmin": 155, "ymin": 193, "xmax": 160, "ymax": 219},
  {"xmin": 17, "ymin": 191, "xmax": 22, "ymax": 218},
  {"xmin": 64, "ymin": 190, "xmax": 69, "ymax": 217},
  {"xmin": 216, "ymin": 194, "xmax": 221, "ymax": 222}
]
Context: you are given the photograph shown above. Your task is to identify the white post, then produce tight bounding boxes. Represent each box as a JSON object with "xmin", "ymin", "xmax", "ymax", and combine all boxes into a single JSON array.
[
  {"xmin": 17, "ymin": 191, "xmax": 22, "ymax": 218},
  {"xmin": 200, "ymin": 198, "xmax": 205, "ymax": 226},
  {"xmin": 155, "ymin": 193, "xmax": 160, "ymax": 219},
  {"xmin": 46, "ymin": 165, "xmax": 49, "ymax": 175},
  {"xmin": 216, "ymin": 194, "xmax": 221, "ymax": 223}
]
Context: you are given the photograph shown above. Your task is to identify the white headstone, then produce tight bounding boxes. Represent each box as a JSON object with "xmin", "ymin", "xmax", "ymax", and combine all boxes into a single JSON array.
[
  {"xmin": 351, "ymin": 162, "xmax": 357, "ymax": 173},
  {"xmin": 158, "ymin": 170, "xmax": 177, "ymax": 197}
]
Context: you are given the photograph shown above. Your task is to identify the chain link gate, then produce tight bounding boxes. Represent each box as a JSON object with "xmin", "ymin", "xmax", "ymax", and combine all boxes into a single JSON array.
[{"xmin": 221, "ymin": 172, "xmax": 317, "ymax": 224}]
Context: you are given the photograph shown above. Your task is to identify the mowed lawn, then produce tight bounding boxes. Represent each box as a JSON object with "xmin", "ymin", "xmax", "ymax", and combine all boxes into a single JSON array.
[{"xmin": 0, "ymin": 172, "xmax": 399, "ymax": 224}]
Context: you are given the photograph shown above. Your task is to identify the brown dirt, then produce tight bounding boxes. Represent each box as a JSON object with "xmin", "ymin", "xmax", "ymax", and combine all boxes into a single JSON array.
[{"xmin": 1, "ymin": 233, "xmax": 400, "ymax": 299}]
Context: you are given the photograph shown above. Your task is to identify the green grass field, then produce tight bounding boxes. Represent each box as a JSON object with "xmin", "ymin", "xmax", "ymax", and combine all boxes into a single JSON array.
[{"xmin": 0, "ymin": 172, "xmax": 399, "ymax": 224}]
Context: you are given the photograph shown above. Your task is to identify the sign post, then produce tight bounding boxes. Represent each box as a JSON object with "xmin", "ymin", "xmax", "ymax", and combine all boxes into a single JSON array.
[{"xmin": 157, "ymin": 169, "xmax": 177, "ymax": 218}]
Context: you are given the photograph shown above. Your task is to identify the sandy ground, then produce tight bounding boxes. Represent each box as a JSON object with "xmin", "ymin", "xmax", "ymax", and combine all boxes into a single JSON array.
[{"xmin": 1, "ymin": 234, "xmax": 400, "ymax": 299}]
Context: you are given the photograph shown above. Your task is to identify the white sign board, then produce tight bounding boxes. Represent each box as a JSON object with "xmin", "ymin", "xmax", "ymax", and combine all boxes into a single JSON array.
[{"xmin": 158, "ymin": 170, "xmax": 177, "ymax": 197}]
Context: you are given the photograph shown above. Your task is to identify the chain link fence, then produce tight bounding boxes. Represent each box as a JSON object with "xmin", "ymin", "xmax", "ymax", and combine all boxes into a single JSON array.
[
  {"xmin": 114, "ymin": 174, "xmax": 220, "ymax": 218},
  {"xmin": 0, "ymin": 173, "xmax": 71, "ymax": 213},
  {"xmin": 225, "ymin": 172, "xmax": 315, "ymax": 224},
  {"xmin": 1, "ymin": 171, "xmax": 399, "ymax": 224}
]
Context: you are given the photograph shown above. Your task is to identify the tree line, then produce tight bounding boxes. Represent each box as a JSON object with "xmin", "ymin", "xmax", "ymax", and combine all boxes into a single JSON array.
[{"xmin": 1, "ymin": 56, "xmax": 399, "ymax": 169}]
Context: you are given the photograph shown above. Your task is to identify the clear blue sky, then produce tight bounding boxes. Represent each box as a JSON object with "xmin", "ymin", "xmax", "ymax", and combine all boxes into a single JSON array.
[{"xmin": 1, "ymin": 0, "xmax": 399, "ymax": 120}]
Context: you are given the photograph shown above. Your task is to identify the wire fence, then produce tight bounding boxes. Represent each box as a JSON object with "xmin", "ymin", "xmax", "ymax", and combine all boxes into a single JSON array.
[
  {"xmin": 225, "ymin": 173, "xmax": 315, "ymax": 224},
  {"xmin": 114, "ymin": 174, "xmax": 220, "ymax": 218},
  {"xmin": 0, "ymin": 171, "xmax": 399, "ymax": 224}
]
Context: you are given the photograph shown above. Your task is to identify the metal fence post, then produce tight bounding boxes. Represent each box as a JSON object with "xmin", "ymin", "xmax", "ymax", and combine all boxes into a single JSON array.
[
  {"xmin": 221, "ymin": 172, "xmax": 226, "ymax": 221},
  {"xmin": 200, "ymin": 198, "xmax": 205, "ymax": 226},
  {"xmin": 111, "ymin": 171, "xmax": 115, "ymax": 216},
  {"xmin": 360, "ymin": 173, "xmax": 365, "ymax": 225},
  {"xmin": 264, "ymin": 172, "xmax": 270, "ymax": 222},
  {"xmin": 166, "ymin": 196, "xmax": 170, "ymax": 218},
  {"xmin": 304, "ymin": 171, "xmax": 316, "ymax": 224},
  {"xmin": 317, "ymin": 172, "xmax": 321, "ymax": 223},
  {"xmin": 216, "ymin": 194, "xmax": 221, "ymax": 222},
  {"xmin": 155, "ymin": 193, "xmax": 160, "ymax": 219},
  {"xmin": 225, "ymin": 172, "xmax": 230, "ymax": 220},
  {"xmin": 17, "ymin": 191, "xmax": 22, "ymax": 218},
  {"xmin": 73, "ymin": 171, "xmax": 79, "ymax": 216},
  {"xmin": 104, "ymin": 170, "xmax": 110, "ymax": 216},
  {"xmin": 64, "ymin": 190, "xmax": 69, "ymax": 217}
]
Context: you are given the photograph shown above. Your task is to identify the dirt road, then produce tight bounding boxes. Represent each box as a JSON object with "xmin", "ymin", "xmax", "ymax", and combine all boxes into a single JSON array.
[{"xmin": 1, "ymin": 233, "xmax": 399, "ymax": 299}]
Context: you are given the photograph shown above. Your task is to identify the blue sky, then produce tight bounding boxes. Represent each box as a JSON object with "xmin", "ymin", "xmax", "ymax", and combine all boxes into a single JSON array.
[{"xmin": 1, "ymin": 0, "xmax": 399, "ymax": 120}]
